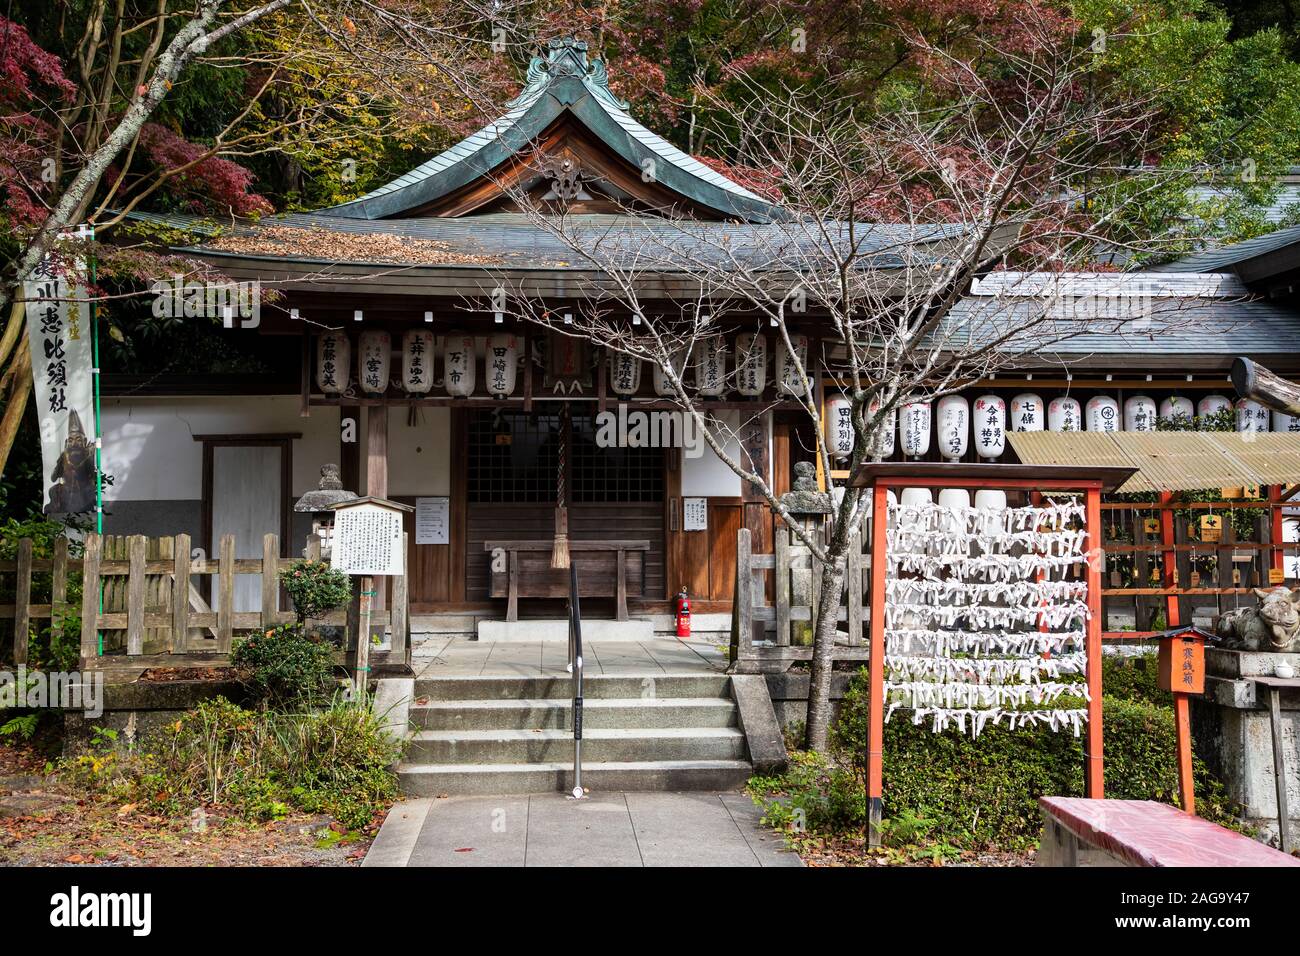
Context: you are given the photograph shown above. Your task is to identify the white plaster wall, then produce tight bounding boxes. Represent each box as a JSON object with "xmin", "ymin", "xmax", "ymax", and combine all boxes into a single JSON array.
[
  {"xmin": 682, "ymin": 410, "xmax": 742, "ymax": 497},
  {"xmin": 100, "ymin": 396, "xmax": 340, "ymax": 501},
  {"xmin": 382, "ymin": 406, "xmax": 451, "ymax": 496}
]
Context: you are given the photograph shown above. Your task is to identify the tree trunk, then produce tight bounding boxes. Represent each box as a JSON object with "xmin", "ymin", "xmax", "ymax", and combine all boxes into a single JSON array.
[
  {"xmin": 0, "ymin": 349, "xmax": 33, "ymax": 477},
  {"xmin": 804, "ymin": 558, "xmax": 846, "ymax": 751}
]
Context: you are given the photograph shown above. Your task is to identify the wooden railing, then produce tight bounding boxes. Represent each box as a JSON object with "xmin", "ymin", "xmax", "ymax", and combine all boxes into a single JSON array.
[
  {"xmin": 729, "ymin": 525, "xmax": 869, "ymax": 672},
  {"xmin": 1099, "ymin": 491, "xmax": 1297, "ymax": 639},
  {"xmin": 0, "ymin": 532, "xmax": 410, "ymax": 676}
]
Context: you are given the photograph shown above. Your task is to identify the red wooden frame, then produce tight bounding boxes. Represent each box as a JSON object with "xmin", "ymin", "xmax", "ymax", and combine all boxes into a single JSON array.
[{"xmin": 864, "ymin": 473, "xmax": 1106, "ymax": 845}]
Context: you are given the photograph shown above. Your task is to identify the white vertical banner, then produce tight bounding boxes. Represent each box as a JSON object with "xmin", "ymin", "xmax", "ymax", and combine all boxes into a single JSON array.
[{"xmin": 23, "ymin": 254, "xmax": 96, "ymax": 515}]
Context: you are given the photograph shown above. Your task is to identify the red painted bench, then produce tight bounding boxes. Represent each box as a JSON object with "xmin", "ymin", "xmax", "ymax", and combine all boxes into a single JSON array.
[{"xmin": 1039, "ymin": 797, "xmax": 1300, "ymax": 867}]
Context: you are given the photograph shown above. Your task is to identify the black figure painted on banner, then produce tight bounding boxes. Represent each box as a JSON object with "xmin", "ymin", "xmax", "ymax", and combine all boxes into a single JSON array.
[{"xmin": 46, "ymin": 410, "xmax": 96, "ymax": 515}]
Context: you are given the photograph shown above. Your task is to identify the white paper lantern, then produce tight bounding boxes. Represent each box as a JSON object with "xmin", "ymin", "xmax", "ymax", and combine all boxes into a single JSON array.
[
  {"xmin": 443, "ymin": 331, "xmax": 476, "ymax": 397},
  {"xmin": 899, "ymin": 399, "xmax": 932, "ymax": 457},
  {"xmin": 1159, "ymin": 395, "xmax": 1195, "ymax": 423},
  {"xmin": 694, "ymin": 336, "xmax": 725, "ymax": 396},
  {"xmin": 1197, "ymin": 394, "xmax": 1231, "ymax": 419},
  {"xmin": 1086, "ymin": 395, "xmax": 1120, "ymax": 432},
  {"xmin": 972, "ymin": 394, "xmax": 1007, "ymax": 458},
  {"xmin": 777, "ymin": 334, "xmax": 809, "ymax": 396},
  {"xmin": 1123, "ymin": 395, "xmax": 1158, "ymax": 432},
  {"xmin": 1048, "ymin": 396, "xmax": 1082, "ymax": 432},
  {"xmin": 936, "ymin": 395, "xmax": 969, "ymax": 460},
  {"xmin": 357, "ymin": 330, "xmax": 391, "ymax": 396},
  {"xmin": 607, "ymin": 350, "xmax": 641, "ymax": 397},
  {"xmin": 868, "ymin": 398, "xmax": 896, "ymax": 458},
  {"xmin": 1010, "ymin": 393, "xmax": 1044, "ymax": 432},
  {"xmin": 401, "ymin": 329, "xmax": 435, "ymax": 394},
  {"xmin": 653, "ymin": 352, "xmax": 686, "ymax": 397},
  {"xmin": 1274, "ymin": 411, "xmax": 1300, "ymax": 433},
  {"xmin": 485, "ymin": 332, "xmax": 519, "ymax": 397},
  {"xmin": 315, "ymin": 331, "xmax": 350, "ymax": 395},
  {"xmin": 1235, "ymin": 398, "xmax": 1270, "ymax": 434},
  {"xmin": 826, "ymin": 396, "xmax": 854, "ymax": 459},
  {"xmin": 734, "ymin": 333, "xmax": 767, "ymax": 397}
]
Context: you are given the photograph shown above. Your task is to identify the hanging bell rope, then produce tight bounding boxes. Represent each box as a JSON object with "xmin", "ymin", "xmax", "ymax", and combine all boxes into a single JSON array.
[{"xmin": 551, "ymin": 404, "xmax": 571, "ymax": 569}]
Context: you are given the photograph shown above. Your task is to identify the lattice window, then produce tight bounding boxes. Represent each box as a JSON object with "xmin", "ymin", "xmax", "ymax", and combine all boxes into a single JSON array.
[{"xmin": 467, "ymin": 410, "xmax": 663, "ymax": 504}]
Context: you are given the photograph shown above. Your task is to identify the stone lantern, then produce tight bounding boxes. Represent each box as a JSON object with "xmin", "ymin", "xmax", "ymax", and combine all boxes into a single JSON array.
[{"xmin": 293, "ymin": 464, "xmax": 358, "ymax": 559}]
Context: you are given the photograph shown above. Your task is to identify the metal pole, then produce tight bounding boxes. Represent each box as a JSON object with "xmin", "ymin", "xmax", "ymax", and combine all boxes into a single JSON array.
[{"xmin": 570, "ymin": 562, "xmax": 584, "ymax": 799}]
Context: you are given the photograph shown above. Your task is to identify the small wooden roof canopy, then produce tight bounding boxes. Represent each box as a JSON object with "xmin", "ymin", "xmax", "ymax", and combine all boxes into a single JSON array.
[
  {"xmin": 848, "ymin": 461, "xmax": 1137, "ymax": 492},
  {"xmin": 1006, "ymin": 431, "xmax": 1300, "ymax": 493}
]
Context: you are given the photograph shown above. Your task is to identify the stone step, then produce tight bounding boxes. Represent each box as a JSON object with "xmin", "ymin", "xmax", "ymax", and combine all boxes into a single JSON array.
[
  {"xmin": 411, "ymin": 697, "xmax": 738, "ymax": 731},
  {"xmin": 406, "ymin": 727, "xmax": 745, "ymax": 764},
  {"xmin": 414, "ymin": 674, "xmax": 731, "ymax": 701},
  {"xmin": 397, "ymin": 759, "xmax": 754, "ymax": 796}
]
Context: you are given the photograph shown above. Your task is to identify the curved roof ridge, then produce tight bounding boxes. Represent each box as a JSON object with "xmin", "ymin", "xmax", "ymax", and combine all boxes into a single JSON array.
[{"xmin": 319, "ymin": 37, "xmax": 777, "ymax": 222}]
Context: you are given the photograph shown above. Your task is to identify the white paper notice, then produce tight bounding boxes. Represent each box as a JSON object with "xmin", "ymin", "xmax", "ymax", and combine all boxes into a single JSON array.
[
  {"xmin": 331, "ymin": 504, "xmax": 405, "ymax": 576},
  {"xmin": 415, "ymin": 496, "xmax": 450, "ymax": 545},
  {"xmin": 683, "ymin": 497, "xmax": 708, "ymax": 532}
]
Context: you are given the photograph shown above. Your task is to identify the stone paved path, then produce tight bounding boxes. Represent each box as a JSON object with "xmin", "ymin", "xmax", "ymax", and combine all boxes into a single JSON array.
[{"xmin": 364, "ymin": 791, "xmax": 802, "ymax": 867}]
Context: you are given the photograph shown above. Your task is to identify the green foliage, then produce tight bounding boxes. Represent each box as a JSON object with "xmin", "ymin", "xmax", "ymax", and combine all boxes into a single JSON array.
[
  {"xmin": 0, "ymin": 713, "xmax": 39, "ymax": 739},
  {"xmin": 71, "ymin": 696, "xmax": 401, "ymax": 831},
  {"xmin": 280, "ymin": 559, "xmax": 352, "ymax": 623},
  {"xmin": 230, "ymin": 624, "xmax": 338, "ymax": 710},
  {"xmin": 752, "ymin": 660, "xmax": 1236, "ymax": 853}
]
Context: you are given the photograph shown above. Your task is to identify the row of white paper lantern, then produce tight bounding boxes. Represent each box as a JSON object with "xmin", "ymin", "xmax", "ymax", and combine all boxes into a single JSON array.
[
  {"xmin": 825, "ymin": 392, "xmax": 1300, "ymax": 461},
  {"xmin": 316, "ymin": 330, "xmax": 519, "ymax": 397},
  {"xmin": 318, "ymin": 330, "xmax": 816, "ymax": 399}
]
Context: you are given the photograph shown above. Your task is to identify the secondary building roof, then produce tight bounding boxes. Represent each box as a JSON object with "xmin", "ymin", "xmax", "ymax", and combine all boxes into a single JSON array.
[{"xmin": 1006, "ymin": 430, "xmax": 1300, "ymax": 493}]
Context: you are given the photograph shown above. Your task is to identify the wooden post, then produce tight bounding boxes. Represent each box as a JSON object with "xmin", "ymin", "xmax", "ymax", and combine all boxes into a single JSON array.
[
  {"xmin": 846, "ymin": 530, "xmax": 862, "ymax": 646},
  {"xmin": 1084, "ymin": 484, "xmax": 1105, "ymax": 799},
  {"xmin": 1174, "ymin": 694, "xmax": 1196, "ymax": 814},
  {"xmin": 173, "ymin": 533, "xmax": 191, "ymax": 652},
  {"xmin": 616, "ymin": 547, "xmax": 628, "ymax": 621},
  {"xmin": 390, "ymin": 533, "xmax": 409, "ymax": 664},
  {"xmin": 866, "ymin": 482, "xmax": 888, "ymax": 846},
  {"xmin": 775, "ymin": 526, "xmax": 791, "ymax": 646},
  {"xmin": 79, "ymin": 534, "xmax": 101, "ymax": 663},
  {"xmin": 732, "ymin": 527, "xmax": 754, "ymax": 666},
  {"xmin": 1267, "ymin": 685, "xmax": 1293, "ymax": 854},
  {"xmin": 355, "ymin": 574, "xmax": 373, "ymax": 697},
  {"xmin": 126, "ymin": 534, "xmax": 146, "ymax": 656},
  {"xmin": 367, "ymin": 406, "xmax": 388, "ymax": 619},
  {"xmin": 50, "ymin": 536, "xmax": 68, "ymax": 650},
  {"xmin": 261, "ymin": 533, "xmax": 279, "ymax": 631},
  {"xmin": 13, "ymin": 538, "xmax": 31, "ymax": 666},
  {"xmin": 217, "ymin": 534, "xmax": 235, "ymax": 653}
]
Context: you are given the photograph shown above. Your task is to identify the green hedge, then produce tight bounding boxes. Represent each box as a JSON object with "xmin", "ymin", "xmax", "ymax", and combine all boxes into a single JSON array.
[{"xmin": 752, "ymin": 657, "xmax": 1235, "ymax": 852}]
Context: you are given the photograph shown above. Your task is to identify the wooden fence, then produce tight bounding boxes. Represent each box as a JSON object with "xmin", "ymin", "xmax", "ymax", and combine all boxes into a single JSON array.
[
  {"xmin": 729, "ymin": 525, "xmax": 870, "ymax": 672},
  {"xmin": 0, "ymin": 532, "xmax": 410, "ymax": 677}
]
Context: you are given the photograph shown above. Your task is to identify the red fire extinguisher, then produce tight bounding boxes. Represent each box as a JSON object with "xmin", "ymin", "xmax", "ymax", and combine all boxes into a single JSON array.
[{"xmin": 675, "ymin": 586, "xmax": 691, "ymax": 639}]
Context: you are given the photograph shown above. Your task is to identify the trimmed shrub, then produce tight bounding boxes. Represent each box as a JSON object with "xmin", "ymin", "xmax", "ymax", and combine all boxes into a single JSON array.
[
  {"xmin": 753, "ymin": 659, "xmax": 1236, "ymax": 852},
  {"xmin": 280, "ymin": 559, "xmax": 351, "ymax": 623},
  {"xmin": 231, "ymin": 624, "xmax": 337, "ymax": 709}
]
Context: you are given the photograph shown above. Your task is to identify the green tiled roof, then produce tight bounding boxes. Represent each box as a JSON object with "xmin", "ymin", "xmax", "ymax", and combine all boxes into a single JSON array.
[{"xmin": 319, "ymin": 38, "xmax": 780, "ymax": 223}]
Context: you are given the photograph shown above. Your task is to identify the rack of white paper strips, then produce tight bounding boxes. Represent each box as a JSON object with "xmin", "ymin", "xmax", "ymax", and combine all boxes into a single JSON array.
[{"xmin": 882, "ymin": 498, "xmax": 1091, "ymax": 737}]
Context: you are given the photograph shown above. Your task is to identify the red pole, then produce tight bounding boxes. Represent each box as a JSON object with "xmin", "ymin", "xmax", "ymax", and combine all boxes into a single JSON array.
[
  {"xmin": 1160, "ymin": 489, "xmax": 1196, "ymax": 813},
  {"xmin": 1174, "ymin": 694, "xmax": 1195, "ymax": 813},
  {"xmin": 1085, "ymin": 484, "xmax": 1104, "ymax": 798},
  {"xmin": 867, "ymin": 481, "xmax": 888, "ymax": 846}
]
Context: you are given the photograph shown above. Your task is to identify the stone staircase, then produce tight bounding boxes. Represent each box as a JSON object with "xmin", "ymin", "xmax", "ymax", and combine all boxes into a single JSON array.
[{"xmin": 397, "ymin": 674, "xmax": 753, "ymax": 795}]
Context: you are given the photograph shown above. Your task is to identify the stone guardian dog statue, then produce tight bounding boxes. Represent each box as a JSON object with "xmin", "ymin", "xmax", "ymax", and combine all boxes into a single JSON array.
[{"xmin": 1216, "ymin": 587, "xmax": 1300, "ymax": 653}]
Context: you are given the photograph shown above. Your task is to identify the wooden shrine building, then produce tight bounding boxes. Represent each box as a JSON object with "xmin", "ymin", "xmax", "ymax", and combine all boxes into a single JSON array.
[{"xmin": 101, "ymin": 37, "xmax": 1300, "ymax": 623}]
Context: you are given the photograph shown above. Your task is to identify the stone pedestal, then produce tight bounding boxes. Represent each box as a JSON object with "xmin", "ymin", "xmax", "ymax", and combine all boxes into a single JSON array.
[{"xmin": 1198, "ymin": 647, "xmax": 1300, "ymax": 848}]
